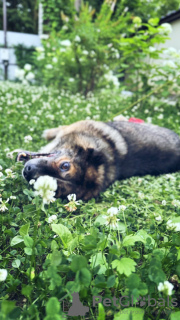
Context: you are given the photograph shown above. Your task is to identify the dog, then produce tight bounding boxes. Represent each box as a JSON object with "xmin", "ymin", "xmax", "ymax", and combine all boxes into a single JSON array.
[{"xmin": 16, "ymin": 120, "xmax": 180, "ymax": 201}]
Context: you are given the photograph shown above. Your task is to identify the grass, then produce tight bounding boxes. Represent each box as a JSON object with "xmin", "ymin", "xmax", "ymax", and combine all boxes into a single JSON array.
[{"xmin": 0, "ymin": 81, "xmax": 180, "ymax": 320}]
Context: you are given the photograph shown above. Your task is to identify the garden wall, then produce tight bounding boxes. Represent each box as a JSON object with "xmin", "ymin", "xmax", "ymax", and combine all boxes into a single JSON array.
[{"xmin": 0, "ymin": 31, "xmax": 41, "ymax": 80}]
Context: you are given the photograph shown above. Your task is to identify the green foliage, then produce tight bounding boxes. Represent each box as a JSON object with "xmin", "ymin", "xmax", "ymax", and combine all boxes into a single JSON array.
[
  {"xmin": 0, "ymin": 0, "xmax": 38, "ymax": 34},
  {"xmin": 14, "ymin": 44, "xmax": 36, "ymax": 69}
]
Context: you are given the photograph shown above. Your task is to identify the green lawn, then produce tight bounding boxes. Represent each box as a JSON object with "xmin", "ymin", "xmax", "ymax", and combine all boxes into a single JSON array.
[{"xmin": 0, "ymin": 82, "xmax": 180, "ymax": 320}]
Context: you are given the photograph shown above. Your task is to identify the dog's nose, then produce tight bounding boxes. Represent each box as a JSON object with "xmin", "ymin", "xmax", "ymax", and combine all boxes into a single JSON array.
[{"xmin": 23, "ymin": 163, "xmax": 37, "ymax": 180}]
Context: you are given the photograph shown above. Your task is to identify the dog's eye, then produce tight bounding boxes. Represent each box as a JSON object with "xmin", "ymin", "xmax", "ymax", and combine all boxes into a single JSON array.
[{"xmin": 60, "ymin": 162, "xmax": 70, "ymax": 172}]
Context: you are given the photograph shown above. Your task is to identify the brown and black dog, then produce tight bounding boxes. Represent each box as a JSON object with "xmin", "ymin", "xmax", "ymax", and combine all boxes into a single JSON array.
[{"xmin": 16, "ymin": 120, "xmax": 180, "ymax": 201}]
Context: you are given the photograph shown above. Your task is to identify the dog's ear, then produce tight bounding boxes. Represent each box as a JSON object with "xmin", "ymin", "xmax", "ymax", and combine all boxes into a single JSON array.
[{"xmin": 86, "ymin": 148, "xmax": 105, "ymax": 166}]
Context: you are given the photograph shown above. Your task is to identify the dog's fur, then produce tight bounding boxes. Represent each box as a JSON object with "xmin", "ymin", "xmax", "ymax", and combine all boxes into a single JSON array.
[{"xmin": 17, "ymin": 120, "xmax": 180, "ymax": 201}]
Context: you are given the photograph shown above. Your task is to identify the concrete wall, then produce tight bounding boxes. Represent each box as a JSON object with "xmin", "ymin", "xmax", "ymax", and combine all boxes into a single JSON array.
[
  {"xmin": 163, "ymin": 19, "xmax": 180, "ymax": 51},
  {"xmin": 0, "ymin": 31, "xmax": 41, "ymax": 80}
]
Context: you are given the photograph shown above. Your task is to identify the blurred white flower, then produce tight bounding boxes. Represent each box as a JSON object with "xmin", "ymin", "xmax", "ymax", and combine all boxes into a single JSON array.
[
  {"xmin": 159, "ymin": 23, "xmax": 172, "ymax": 35},
  {"xmin": 172, "ymin": 200, "xmax": 180, "ymax": 207},
  {"xmin": 62, "ymin": 25, "xmax": 68, "ymax": 31},
  {"xmin": 162, "ymin": 200, "xmax": 166, "ymax": 205},
  {"xmin": 0, "ymin": 269, "xmax": 8, "ymax": 281},
  {"xmin": 36, "ymin": 46, "xmax": 44, "ymax": 52},
  {"xmin": 5, "ymin": 169, "xmax": 15, "ymax": 178},
  {"xmin": 155, "ymin": 215, "xmax": 162, "ymax": 221},
  {"xmin": 107, "ymin": 207, "xmax": 119, "ymax": 216},
  {"xmin": 10, "ymin": 196, "xmax": 16, "ymax": 199},
  {"xmin": 74, "ymin": 35, "xmax": 81, "ymax": 42},
  {"xmin": 149, "ymin": 46, "xmax": 156, "ymax": 52},
  {"xmin": 158, "ymin": 281, "xmax": 174, "ymax": 295},
  {"xmin": 104, "ymin": 71, "xmax": 119, "ymax": 87},
  {"xmin": 157, "ymin": 114, "xmax": 164, "ymax": 120},
  {"xmin": 0, "ymin": 172, "xmax": 3, "ymax": 178},
  {"xmin": 15, "ymin": 68, "xmax": 25, "ymax": 81},
  {"xmin": 24, "ymin": 135, "xmax": 33, "ymax": 143},
  {"xmin": 52, "ymin": 57, "xmax": 58, "ymax": 63},
  {"xmin": 119, "ymin": 205, "xmax": 127, "ymax": 211},
  {"xmin": 163, "ymin": 60, "xmax": 176, "ymax": 68},
  {"xmin": 0, "ymin": 198, "xmax": 9, "ymax": 212},
  {"xmin": 26, "ymin": 72, "xmax": 35, "ymax": 81},
  {"xmin": 40, "ymin": 34, "xmax": 49, "ymax": 40},
  {"xmin": 167, "ymin": 219, "xmax": 180, "ymax": 231},
  {"xmin": 61, "ymin": 39, "xmax": 71, "ymax": 47},
  {"xmin": 0, "ymin": 165, "xmax": 2, "ymax": 170},
  {"xmin": 67, "ymin": 194, "xmax": 76, "ymax": 201},
  {"xmin": 34, "ymin": 175, "xmax": 57, "ymax": 204},
  {"xmin": 47, "ymin": 215, "xmax": 57, "ymax": 223},
  {"xmin": 46, "ymin": 64, "xmax": 53, "ymax": 69},
  {"xmin": 69, "ymin": 78, "xmax": 75, "ymax": 82},
  {"xmin": 24, "ymin": 64, "xmax": 32, "ymax": 71},
  {"xmin": 82, "ymin": 50, "xmax": 89, "ymax": 55}
]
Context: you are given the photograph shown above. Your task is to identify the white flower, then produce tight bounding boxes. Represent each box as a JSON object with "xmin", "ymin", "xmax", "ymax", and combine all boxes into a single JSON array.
[
  {"xmin": 149, "ymin": 46, "xmax": 156, "ymax": 52},
  {"xmin": 119, "ymin": 205, "xmax": 127, "ymax": 211},
  {"xmin": 60, "ymin": 48, "xmax": 66, "ymax": 53},
  {"xmin": 0, "ymin": 200, "xmax": 8, "ymax": 211},
  {"xmin": 167, "ymin": 219, "xmax": 180, "ymax": 231},
  {"xmin": 74, "ymin": 35, "xmax": 81, "ymax": 42},
  {"xmin": 107, "ymin": 207, "xmax": 119, "ymax": 216},
  {"xmin": 67, "ymin": 194, "xmax": 76, "ymax": 202},
  {"xmin": 5, "ymin": 169, "xmax": 15, "ymax": 178},
  {"xmin": 82, "ymin": 50, "xmax": 89, "ymax": 55},
  {"xmin": 29, "ymin": 179, "xmax": 35, "ymax": 185},
  {"xmin": 26, "ymin": 72, "xmax": 35, "ymax": 81},
  {"xmin": 163, "ymin": 60, "xmax": 176, "ymax": 68},
  {"xmin": 157, "ymin": 114, "xmax": 164, "ymax": 120},
  {"xmin": 162, "ymin": 200, "xmax": 166, "ymax": 205},
  {"xmin": 62, "ymin": 25, "xmax": 68, "ymax": 31},
  {"xmin": 46, "ymin": 64, "xmax": 53, "ymax": 69},
  {"xmin": 0, "ymin": 269, "xmax": 8, "ymax": 281},
  {"xmin": 34, "ymin": 175, "xmax": 57, "ymax": 204},
  {"xmin": 15, "ymin": 68, "xmax": 25, "ymax": 81},
  {"xmin": 47, "ymin": 215, "xmax": 57, "ymax": 223},
  {"xmin": 138, "ymin": 191, "xmax": 144, "ymax": 199},
  {"xmin": 155, "ymin": 215, "xmax": 162, "ymax": 221},
  {"xmin": 61, "ymin": 39, "xmax": 71, "ymax": 47},
  {"xmin": 52, "ymin": 57, "xmax": 58, "ymax": 63},
  {"xmin": 172, "ymin": 200, "xmax": 180, "ymax": 207},
  {"xmin": 36, "ymin": 46, "xmax": 45, "ymax": 52},
  {"xmin": 24, "ymin": 64, "xmax": 32, "ymax": 71},
  {"xmin": 24, "ymin": 135, "xmax": 33, "ymax": 143},
  {"xmin": 0, "ymin": 165, "xmax": 2, "ymax": 170},
  {"xmin": 159, "ymin": 23, "xmax": 172, "ymax": 35},
  {"xmin": 10, "ymin": 196, "xmax": 16, "ymax": 199},
  {"xmin": 158, "ymin": 281, "xmax": 174, "ymax": 296}
]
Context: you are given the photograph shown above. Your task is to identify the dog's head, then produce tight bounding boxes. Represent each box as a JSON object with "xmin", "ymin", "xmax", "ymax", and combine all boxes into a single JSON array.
[{"xmin": 17, "ymin": 146, "xmax": 106, "ymax": 200}]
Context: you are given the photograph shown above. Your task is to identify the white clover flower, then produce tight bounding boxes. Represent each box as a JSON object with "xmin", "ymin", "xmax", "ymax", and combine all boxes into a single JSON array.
[
  {"xmin": 24, "ymin": 64, "xmax": 32, "ymax": 71},
  {"xmin": 47, "ymin": 215, "xmax": 57, "ymax": 223},
  {"xmin": 159, "ymin": 23, "xmax": 172, "ymax": 35},
  {"xmin": 26, "ymin": 72, "xmax": 35, "ymax": 81},
  {"xmin": 67, "ymin": 194, "xmax": 76, "ymax": 201},
  {"xmin": 29, "ymin": 179, "xmax": 35, "ymax": 185},
  {"xmin": 69, "ymin": 78, "xmax": 75, "ymax": 82},
  {"xmin": 34, "ymin": 175, "xmax": 57, "ymax": 204},
  {"xmin": 61, "ymin": 39, "xmax": 71, "ymax": 47},
  {"xmin": 102, "ymin": 214, "xmax": 120, "ymax": 229},
  {"xmin": 24, "ymin": 135, "xmax": 33, "ymax": 143},
  {"xmin": 155, "ymin": 215, "xmax": 162, "ymax": 221},
  {"xmin": 162, "ymin": 200, "xmax": 166, "ymax": 205},
  {"xmin": 119, "ymin": 205, "xmax": 127, "ymax": 211},
  {"xmin": 172, "ymin": 200, "xmax": 180, "ymax": 207},
  {"xmin": 107, "ymin": 207, "xmax": 119, "ymax": 216},
  {"xmin": 0, "ymin": 269, "xmax": 8, "ymax": 281},
  {"xmin": 15, "ymin": 68, "xmax": 25, "ymax": 80},
  {"xmin": 82, "ymin": 50, "xmax": 89, "ymax": 55},
  {"xmin": 62, "ymin": 25, "xmax": 68, "ymax": 31},
  {"xmin": 46, "ymin": 64, "xmax": 53, "ymax": 69},
  {"xmin": 167, "ymin": 219, "xmax": 180, "ymax": 231},
  {"xmin": 138, "ymin": 191, "xmax": 144, "ymax": 199},
  {"xmin": 5, "ymin": 169, "xmax": 15, "ymax": 178},
  {"xmin": 10, "ymin": 196, "xmax": 16, "ymax": 199},
  {"xmin": 0, "ymin": 198, "xmax": 9, "ymax": 212},
  {"xmin": 0, "ymin": 172, "xmax": 3, "ymax": 178},
  {"xmin": 52, "ymin": 57, "xmax": 58, "ymax": 63},
  {"xmin": 158, "ymin": 281, "xmax": 174, "ymax": 295},
  {"xmin": 74, "ymin": 35, "xmax": 81, "ymax": 42}
]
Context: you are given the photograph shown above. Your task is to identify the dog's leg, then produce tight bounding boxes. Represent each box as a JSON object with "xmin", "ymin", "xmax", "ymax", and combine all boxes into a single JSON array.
[{"xmin": 42, "ymin": 125, "xmax": 68, "ymax": 140}]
